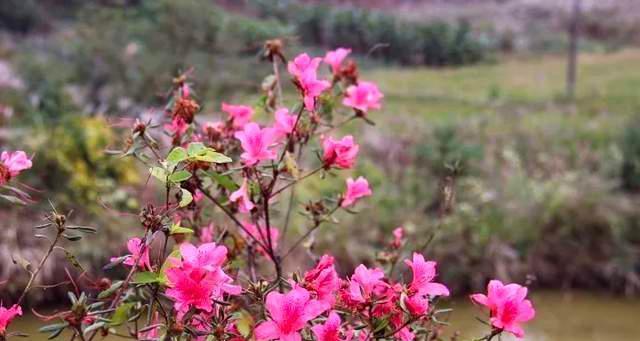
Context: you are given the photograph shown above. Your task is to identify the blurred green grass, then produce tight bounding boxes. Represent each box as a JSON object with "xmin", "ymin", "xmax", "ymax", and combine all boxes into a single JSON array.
[{"xmin": 368, "ymin": 49, "xmax": 640, "ymax": 122}]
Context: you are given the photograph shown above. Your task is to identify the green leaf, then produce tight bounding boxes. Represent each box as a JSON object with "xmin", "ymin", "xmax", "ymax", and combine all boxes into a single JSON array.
[
  {"xmin": 84, "ymin": 321, "xmax": 107, "ymax": 335},
  {"xmin": 235, "ymin": 310, "xmax": 254, "ymax": 338},
  {"xmin": 187, "ymin": 142, "xmax": 206, "ymax": 156},
  {"xmin": 63, "ymin": 249, "xmax": 85, "ymax": 271},
  {"xmin": 0, "ymin": 194, "xmax": 26, "ymax": 205},
  {"xmin": 209, "ymin": 172, "xmax": 239, "ymax": 191},
  {"xmin": 39, "ymin": 323, "xmax": 69, "ymax": 333},
  {"xmin": 97, "ymin": 281, "xmax": 123, "ymax": 299},
  {"xmin": 170, "ymin": 224, "xmax": 194, "ymax": 235},
  {"xmin": 66, "ymin": 225, "xmax": 97, "ymax": 234},
  {"xmin": 195, "ymin": 150, "xmax": 232, "ymax": 163},
  {"xmin": 132, "ymin": 271, "xmax": 160, "ymax": 284},
  {"xmin": 179, "ymin": 188, "xmax": 193, "ymax": 207},
  {"xmin": 166, "ymin": 147, "xmax": 188, "ymax": 165},
  {"xmin": 150, "ymin": 167, "xmax": 168, "ymax": 182},
  {"xmin": 62, "ymin": 234, "xmax": 82, "ymax": 241},
  {"xmin": 168, "ymin": 170, "xmax": 192, "ymax": 183},
  {"xmin": 159, "ymin": 249, "xmax": 180, "ymax": 285}
]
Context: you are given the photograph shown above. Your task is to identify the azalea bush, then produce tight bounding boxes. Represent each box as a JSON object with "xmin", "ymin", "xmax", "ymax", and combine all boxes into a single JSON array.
[{"xmin": 0, "ymin": 42, "xmax": 534, "ymax": 341}]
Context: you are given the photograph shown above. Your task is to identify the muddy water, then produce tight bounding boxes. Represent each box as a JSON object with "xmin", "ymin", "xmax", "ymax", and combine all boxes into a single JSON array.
[
  {"xmin": 9, "ymin": 291, "xmax": 640, "ymax": 341},
  {"xmin": 444, "ymin": 291, "xmax": 640, "ymax": 341}
]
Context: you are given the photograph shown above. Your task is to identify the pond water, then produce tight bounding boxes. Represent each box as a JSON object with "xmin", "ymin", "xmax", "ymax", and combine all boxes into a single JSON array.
[{"xmin": 9, "ymin": 291, "xmax": 640, "ymax": 341}]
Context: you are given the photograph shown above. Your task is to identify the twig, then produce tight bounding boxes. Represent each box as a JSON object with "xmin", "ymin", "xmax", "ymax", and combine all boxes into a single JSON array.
[{"xmin": 16, "ymin": 230, "xmax": 63, "ymax": 306}]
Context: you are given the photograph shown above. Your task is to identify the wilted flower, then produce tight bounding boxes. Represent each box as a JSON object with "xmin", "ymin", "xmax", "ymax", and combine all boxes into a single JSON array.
[
  {"xmin": 343, "ymin": 81, "xmax": 383, "ymax": 114},
  {"xmin": 0, "ymin": 150, "xmax": 32, "ymax": 185},
  {"xmin": 234, "ymin": 123, "xmax": 277, "ymax": 166},
  {"xmin": 470, "ymin": 280, "xmax": 535, "ymax": 338},
  {"xmin": 341, "ymin": 177, "xmax": 372, "ymax": 208},
  {"xmin": 254, "ymin": 286, "xmax": 328, "ymax": 341},
  {"xmin": 322, "ymin": 136, "xmax": 359, "ymax": 169},
  {"xmin": 172, "ymin": 97, "xmax": 200, "ymax": 124}
]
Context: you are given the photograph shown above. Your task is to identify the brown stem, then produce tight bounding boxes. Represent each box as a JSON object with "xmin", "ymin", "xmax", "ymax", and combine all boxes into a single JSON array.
[
  {"xmin": 282, "ymin": 205, "xmax": 339, "ymax": 259},
  {"xmin": 272, "ymin": 57, "xmax": 283, "ymax": 107},
  {"xmin": 270, "ymin": 166, "xmax": 323, "ymax": 198},
  {"xmin": 16, "ymin": 230, "xmax": 63, "ymax": 306},
  {"xmin": 197, "ymin": 184, "xmax": 271, "ymax": 254}
]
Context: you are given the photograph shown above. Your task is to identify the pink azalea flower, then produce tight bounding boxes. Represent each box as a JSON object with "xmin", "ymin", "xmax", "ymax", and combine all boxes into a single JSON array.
[
  {"xmin": 299, "ymin": 72, "xmax": 331, "ymax": 111},
  {"xmin": 242, "ymin": 221, "xmax": 279, "ymax": 256},
  {"xmin": 288, "ymin": 53, "xmax": 330, "ymax": 111},
  {"xmin": 311, "ymin": 311, "xmax": 343, "ymax": 341},
  {"xmin": 302, "ymin": 255, "xmax": 341, "ymax": 306},
  {"xmin": 234, "ymin": 123, "xmax": 277, "ymax": 166},
  {"xmin": 164, "ymin": 116, "xmax": 189, "ymax": 136},
  {"xmin": 254, "ymin": 286, "xmax": 328, "ymax": 341},
  {"xmin": 342, "ymin": 81, "xmax": 383, "ymax": 114},
  {"xmin": 404, "ymin": 294, "xmax": 429, "ymax": 316},
  {"xmin": 324, "ymin": 48, "xmax": 351, "ymax": 75},
  {"xmin": 273, "ymin": 108, "xmax": 298, "ymax": 140},
  {"xmin": 470, "ymin": 280, "xmax": 535, "ymax": 338},
  {"xmin": 341, "ymin": 177, "xmax": 372, "ymax": 208},
  {"xmin": 392, "ymin": 227, "xmax": 405, "ymax": 249},
  {"xmin": 229, "ymin": 179, "xmax": 255, "ymax": 213},
  {"xmin": 0, "ymin": 150, "xmax": 32, "ymax": 185},
  {"xmin": 347, "ymin": 265, "xmax": 386, "ymax": 303},
  {"xmin": 193, "ymin": 189, "xmax": 204, "ymax": 203},
  {"xmin": 165, "ymin": 243, "xmax": 240, "ymax": 314},
  {"xmin": 0, "ymin": 304, "xmax": 22, "ymax": 335},
  {"xmin": 178, "ymin": 242, "xmax": 228, "ymax": 271},
  {"xmin": 405, "ymin": 253, "xmax": 449, "ymax": 297},
  {"xmin": 391, "ymin": 314, "xmax": 414, "ymax": 341},
  {"xmin": 165, "ymin": 265, "xmax": 219, "ymax": 313},
  {"xmin": 222, "ymin": 103, "xmax": 254, "ymax": 128},
  {"xmin": 287, "ymin": 53, "xmax": 322, "ymax": 79},
  {"xmin": 199, "ymin": 223, "xmax": 215, "ymax": 243},
  {"xmin": 322, "ymin": 136, "xmax": 359, "ymax": 169},
  {"xmin": 110, "ymin": 237, "xmax": 152, "ymax": 270}
]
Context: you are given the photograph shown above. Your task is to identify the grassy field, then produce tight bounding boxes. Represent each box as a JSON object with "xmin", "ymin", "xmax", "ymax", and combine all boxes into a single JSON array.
[{"xmin": 368, "ymin": 49, "xmax": 640, "ymax": 123}]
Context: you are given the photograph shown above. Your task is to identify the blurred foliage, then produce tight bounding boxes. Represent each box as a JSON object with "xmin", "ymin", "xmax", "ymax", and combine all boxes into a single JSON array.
[
  {"xmin": 415, "ymin": 125, "xmax": 483, "ymax": 177},
  {"xmin": 251, "ymin": 0, "xmax": 487, "ymax": 66},
  {"xmin": 0, "ymin": 0, "xmax": 43, "ymax": 33},
  {"xmin": 26, "ymin": 116, "xmax": 139, "ymax": 214},
  {"xmin": 621, "ymin": 119, "xmax": 640, "ymax": 191},
  {"xmin": 14, "ymin": 0, "xmax": 291, "ymax": 113}
]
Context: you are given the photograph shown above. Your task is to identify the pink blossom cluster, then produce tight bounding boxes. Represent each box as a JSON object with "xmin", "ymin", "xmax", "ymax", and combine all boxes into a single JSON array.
[
  {"xmin": 165, "ymin": 243, "xmax": 241, "ymax": 315},
  {"xmin": 0, "ymin": 46, "xmax": 537, "ymax": 341}
]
